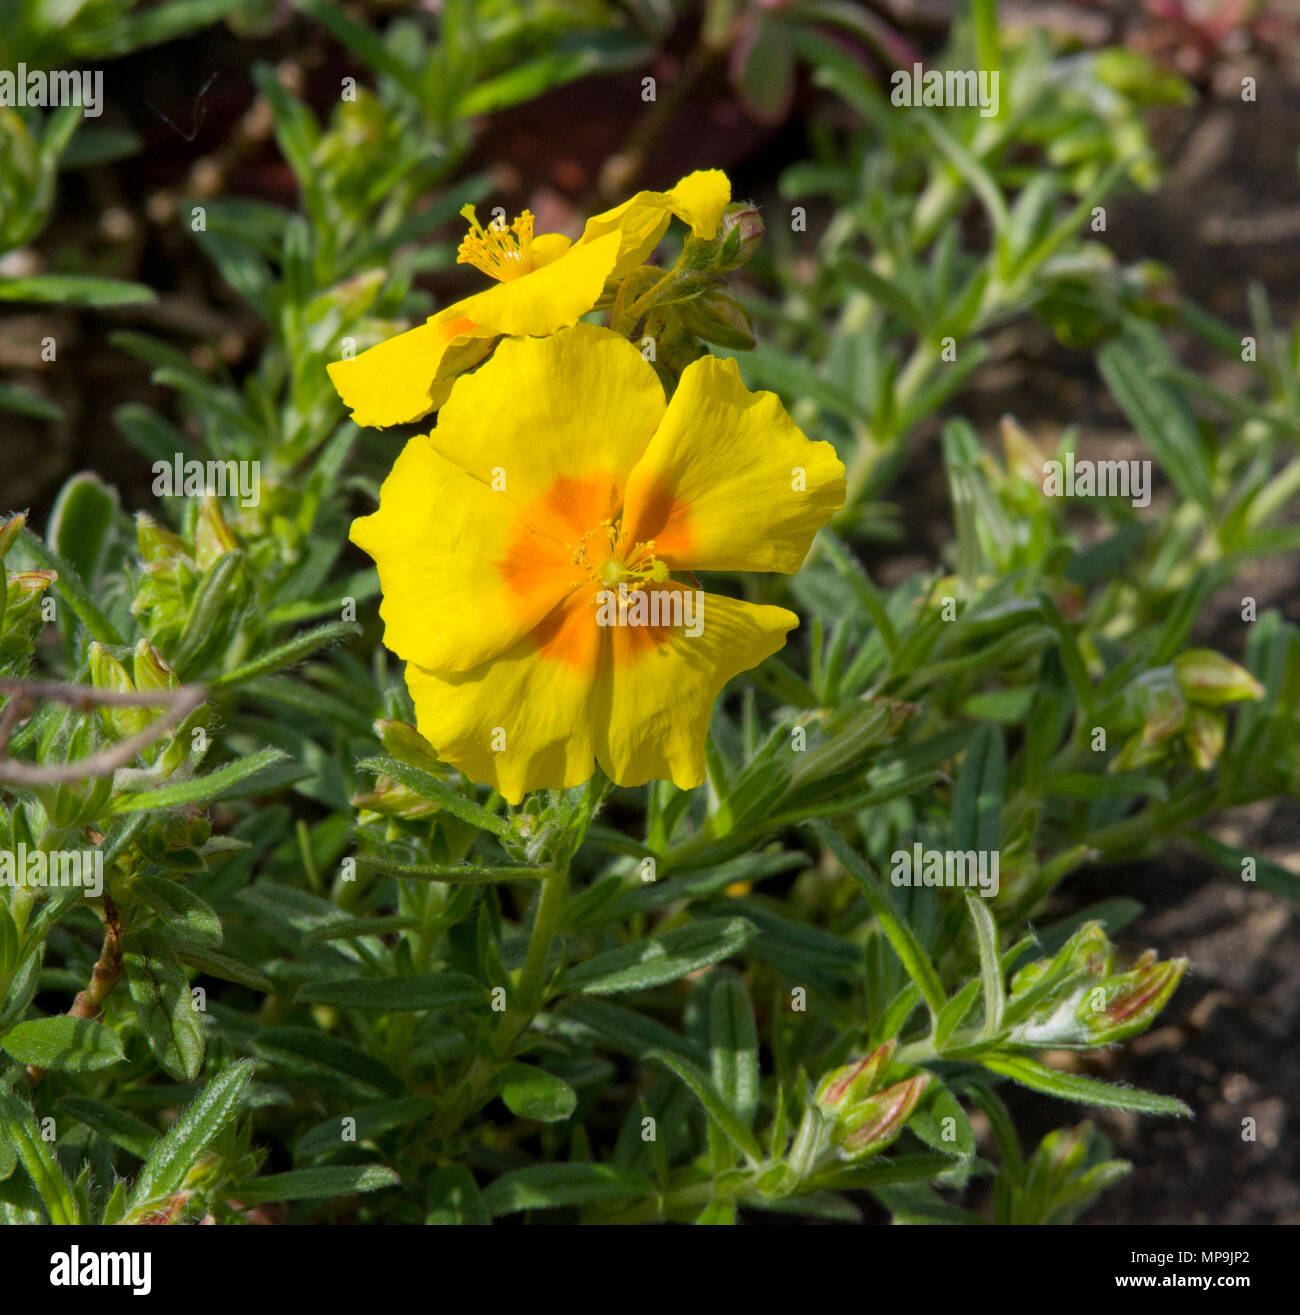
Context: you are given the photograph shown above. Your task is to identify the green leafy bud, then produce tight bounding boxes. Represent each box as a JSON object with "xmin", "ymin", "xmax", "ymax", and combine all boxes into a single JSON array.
[
  {"xmin": 1074, "ymin": 953, "xmax": 1187, "ymax": 1044},
  {"xmin": 132, "ymin": 639, "xmax": 178, "ymax": 694},
  {"xmin": 1184, "ymin": 706, "xmax": 1226, "ymax": 770},
  {"xmin": 716, "ymin": 202, "xmax": 764, "ymax": 272},
  {"xmin": 194, "ymin": 498, "xmax": 240, "ymax": 573},
  {"xmin": 815, "ymin": 1039, "xmax": 896, "ymax": 1113},
  {"xmin": 833, "ymin": 1075, "xmax": 930, "ymax": 1159},
  {"xmin": 374, "ymin": 719, "xmax": 445, "ymax": 775},
  {"xmin": 1173, "ymin": 649, "xmax": 1265, "ymax": 706},
  {"xmin": 677, "ymin": 289, "xmax": 757, "ymax": 350},
  {"xmin": 0, "ymin": 510, "xmax": 27, "ymax": 562},
  {"xmin": 87, "ymin": 642, "xmax": 151, "ymax": 740},
  {"xmin": 1, "ymin": 570, "xmax": 56, "ymax": 670}
]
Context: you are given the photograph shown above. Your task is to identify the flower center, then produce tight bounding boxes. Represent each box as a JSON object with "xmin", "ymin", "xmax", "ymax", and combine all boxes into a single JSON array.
[
  {"xmin": 569, "ymin": 520, "xmax": 668, "ymax": 594},
  {"xmin": 457, "ymin": 205, "xmax": 535, "ymax": 283}
]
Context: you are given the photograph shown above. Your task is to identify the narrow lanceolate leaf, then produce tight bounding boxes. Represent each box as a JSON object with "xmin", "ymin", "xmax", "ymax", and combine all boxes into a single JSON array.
[
  {"xmin": 296, "ymin": 973, "xmax": 484, "ymax": 1011},
  {"xmin": 981, "ymin": 1054, "xmax": 1192, "ymax": 1117},
  {"xmin": 812, "ymin": 823, "xmax": 947, "ymax": 1017},
  {"xmin": 646, "ymin": 1050, "xmax": 764, "ymax": 1164},
  {"xmin": 122, "ymin": 928, "xmax": 205, "ymax": 1081},
  {"xmin": 481, "ymin": 1163, "xmax": 652, "ymax": 1216},
  {"xmin": 709, "ymin": 974, "xmax": 760, "ymax": 1130},
  {"xmin": 208, "ymin": 621, "xmax": 360, "ymax": 689},
  {"xmin": 965, "ymin": 893, "xmax": 1005, "ymax": 1037},
  {"xmin": 0, "ymin": 1085, "xmax": 81, "ymax": 1223},
  {"xmin": 59, "ymin": 1096, "xmax": 158, "ymax": 1160},
  {"xmin": 112, "ymin": 748, "xmax": 288, "ymax": 812},
  {"xmin": 0, "ymin": 274, "xmax": 155, "ymax": 306},
  {"xmin": 233, "ymin": 1165, "xmax": 400, "ymax": 1203},
  {"xmin": 356, "ymin": 757, "xmax": 511, "ymax": 836},
  {"xmin": 0, "ymin": 1016, "xmax": 125, "ymax": 1072},
  {"xmin": 129, "ymin": 1060, "xmax": 254, "ymax": 1210},
  {"xmin": 561, "ymin": 917, "xmax": 756, "ymax": 996},
  {"xmin": 135, "ymin": 875, "xmax": 222, "ymax": 950},
  {"xmin": 354, "ymin": 854, "xmax": 550, "ymax": 884}
]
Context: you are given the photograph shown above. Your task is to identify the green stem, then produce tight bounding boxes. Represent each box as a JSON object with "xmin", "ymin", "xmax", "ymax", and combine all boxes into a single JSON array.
[{"xmin": 511, "ymin": 864, "xmax": 570, "ymax": 1022}]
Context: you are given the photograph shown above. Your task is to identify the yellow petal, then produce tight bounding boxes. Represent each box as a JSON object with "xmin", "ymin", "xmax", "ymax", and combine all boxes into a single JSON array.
[
  {"xmin": 581, "ymin": 170, "xmax": 731, "ymax": 278},
  {"xmin": 428, "ymin": 323, "xmax": 665, "ymax": 544},
  {"xmin": 327, "ymin": 310, "xmax": 492, "ymax": 429},
  {"xmin": 404, "ymin": 591, "xmax": 603, "ymax": 804},
  {"xmin": 619, "ymin": 354, "xmax": 845, "ymax": 573},
  {"xmin": 404, "ymin": 586, "xmax": 796, "ymax": 802},
  {"xmin": 350, "ymin": 434, "xmax": 576, "ymax": 673},
  {"xmin": 596, "ymin": 590, "xmax": 797, "ymax": 791},
  {"xmin": 453, "ymin": 230, "xmax": 622, "ymax": 338}
]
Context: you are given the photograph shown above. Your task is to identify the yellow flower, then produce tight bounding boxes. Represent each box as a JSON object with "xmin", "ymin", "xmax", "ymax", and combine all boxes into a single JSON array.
[
  {"xmin": 351, "ymin": 323, "xmax": 845, "ymax": 804},
  {"xmin": 327, "ymin": 171, "xmax": 731, "ymax": 429}
]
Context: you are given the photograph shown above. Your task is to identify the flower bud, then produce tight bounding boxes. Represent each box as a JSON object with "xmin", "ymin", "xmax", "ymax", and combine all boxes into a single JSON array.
[
  {"xmin": 716, "ymin": 202, "xmax": 764, "ymax": 271},
  {"xmin": 0, "ymin": 510, "xmax": 27, "ymax": 561},
  {"xmin": 88, "ymin": 641, "xmax": 151, "ymax": 740},
  {"xmin": 1173, "ymin": 649, "xmax": 1264, "ymax": 706},
  {"xmin": 194, "ymin": 497, "xmax": 240, "ymax": 572},
  {"xmin": 1184, "ymin": 706, "xmax": 1226, "ymax": 770},
  {"xmin": 1074, "ymin": 954, "xmax": 1187, "ymax": 1044},
  {"xmin": 374, "ymin": 719, "xmax": 445, "ymax": 775},
  {"xmin": 2, "ymin": 570, "xmax": 56, "ymax": 655},
  {"xmin": 833, "ymin": 1075, "xmax": 930, "ymax": 1159},
  {"xmin": 815, "ymin": 1039, "xmax": 896, "ymax": 1113},
  {"xmin": 132, "ymin": 639, "xmax": 178, "ymax": 694},
  {"xmin": 677, "ymin": 289, "xmax": 757, "ymax": 350}
]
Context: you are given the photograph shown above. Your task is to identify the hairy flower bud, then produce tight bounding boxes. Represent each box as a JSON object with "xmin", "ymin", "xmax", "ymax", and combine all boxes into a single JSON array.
[
  {"xmin": 1173, "ymin": 649, "xmax": 1264, "ymax": 706},
  {"xmin": 716, "ymin": 202, "xmax": 764, "ymax": 271},
  {"xmin": 815, "ymin": 1039, "xmax": 896, "ymax": 1113},
  {"xmin": 833, "ymin": 1075, "xmax": 930, "ymax": 1159},
  {"xmin": 677, "ymin": 289, "xmax": 757, "ymax": 350}
]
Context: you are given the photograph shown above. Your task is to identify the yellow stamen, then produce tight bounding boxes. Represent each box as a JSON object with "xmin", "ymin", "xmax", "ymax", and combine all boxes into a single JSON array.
[{"xmin": 457, "ymin": 205, "xmax": 535, "ymax": 283}]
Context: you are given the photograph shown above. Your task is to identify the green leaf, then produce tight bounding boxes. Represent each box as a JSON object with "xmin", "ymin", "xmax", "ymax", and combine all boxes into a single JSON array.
[
  {"xmin": 173, "ymin": 948, "xmax": 273, "ymax": 994},
  {"xmin": 965, "ymin": 893, "xmax": 1004, "ymax": 1037},
  {"xmin": 0, "ymin": 1016, "xmax": 124, "ymax": 1072},
  {"xmin": 558, "ymin": 997, "xmax": 705, "ymax": 1063},
  {"xmin": 481, "ymin": 1163, "xmax": 651, "ymax": 1216},
  {"xmin": 981, "ymin": 1053, "xmax": 1191, "ymax": 1116},
  {"xmin": 499, "ymin": 1063, "xmax": 578, "ymax": 1123},
  {"xmin": 135, "ymin": 875, "xmax": 222, "ymax": 949},
  {"xmin": 129, "ymin": 1060, "xmax": 253, "ymax": 1210},
  {"xmin": 0, "ymin": 275, "xmax": 155, "ymax": 306},
  {"xmin": 59, "ymin": 1096, "xmax": 158, "ymax": 1160},
  {"xmin": 951, "ymin": 724, "xmax": 1005, "ymax": 852},
  {"xmin": 425, "ymin": 1164, "xmax": 491, "ymax": 1225},
  {"xmin": 0, "ymin": 382, "xmax": 62, "ymax": 421},
  {"xmin": 709, "ymin": 974, "xmax": 760, "ymax": 1130},
  {"xmin": 354, "ymin": 854, "xmax": 549, "ymax": 885},
  {"xmin": 811, "ymin": 823, "xmax": 947, "ymax": 1017},
  {"xmin": 356, "ymin": 757, "xmax": 509, "ymax": 837},
  {"xmin": 122, "ymin": 928, "xmax": 204, "ymax": 1081},
  {"xmin": 208, "ymin": 622, "xmax": 360, "ymax": 690},
  {"xmin": 235, "ymin": 1165, "xmax": 400, "ymax": 1203},
  {"xmin": 646, "ymin": 1050, "xmax": 764, "ymax": 1163},
  {"xmin": 19, "ymin": 526, "xmax": 123, "ymax": 644},
  {"xmin": 295, "ymin": 1098, "xmax": 438, "ymax": 1158},
  {"xmin": 562, "ymin": 917, "xmax": 756, "ymax": 996},
  {"xmin": 296, "ymin": 973, "xmax": 484, "ymax": 1011},
  {"xmin": 734, "ymin": 15, "xmax": 795, "ymax": 122},
  {"xmin": 112, "ymin": 748, "xmax": 288, "ymax": 813},
  {"xmin": 46, "ymin": 472, "xmax": 116, "ymax": 592},
  {"xmin": 0, "ymin": 1085, "xmax": 80, "ymax": 1223},
  {"xmin": 1099, "ymin": 338, "xmax": 1214, "ymax": 513}
]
